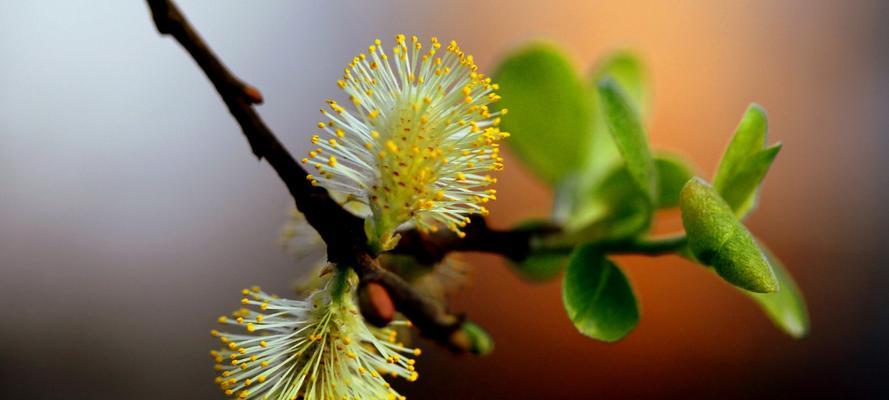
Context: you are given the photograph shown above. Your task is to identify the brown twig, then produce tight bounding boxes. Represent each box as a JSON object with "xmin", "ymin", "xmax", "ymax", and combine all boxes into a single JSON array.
[
  {"xmin": 145, "ymin": 0, "xmax": 482, "ymax": 349},
  {"xmin": 145, "ymin": 0, "xmax": 366, "ymax": 263},
  {"xmin": 391, "ymin": 215, "xmax": 558, "ymax": 264}
]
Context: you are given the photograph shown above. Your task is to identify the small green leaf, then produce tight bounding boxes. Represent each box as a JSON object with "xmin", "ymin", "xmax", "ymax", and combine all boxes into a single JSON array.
[
  {"xmin": 597, "ymin": 78, "xmax": 657, "ymax": 203},
  {"xmin": 713, "ymin": 104, "xmax": 780, "ymax": 218},
  {"xmin": 563, "ymin": 154, "xmax": 691, "ymax": 241},
  {"xmin": 719, "ymin": 144, "xmax": 781, "ymax": 217},
  {"xmin": 552, "ymin": 51, "xmax": 650, "ymax": 219},
  {"xmin": 562, "ymin": 162, "xmax": 651, "ymax": 239},
  {"xmin": 654, "ymin": 154, "xmax": 695, "ymax": 208},
  {"xmin": 745, "ymin": 241, "xmax": 809, "ymax": 338},
  {"xmin": 562, "ymin": 245, "xmax": 639, "ymax": 342},
  {"xmin": 494, "ymin": 43, "xmax": 593, "ymax": 184},
  {"xmin": 680, "ymin": 177, "xmax": 778, "ymax": 293},
  {"xmin": 591, "ymin": 51, "xmax": 648, "ymax": 116},
  {"xmin": 580, "ymin": 52, "xmax": 650, "ymax": 186}
]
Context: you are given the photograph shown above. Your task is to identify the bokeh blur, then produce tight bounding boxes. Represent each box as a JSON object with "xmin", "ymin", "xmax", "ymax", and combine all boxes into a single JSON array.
[{"xmin": 1, "ymin": 0, "xmax": 887, "ymax": 398}]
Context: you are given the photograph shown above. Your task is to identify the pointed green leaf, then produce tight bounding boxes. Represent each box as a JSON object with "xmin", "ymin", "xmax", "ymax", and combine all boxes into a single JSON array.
[
  {"xmin": 591, "ymin": 51, "xmax": 649, "ymax": 116},
  {"xmin": 551, "ymin": 51, "xmax": 650, "ymax": 219},
  {"xmin": 719, "ymin": 144, "xmax": 781, "ymax": 217},
  {"xmin": 562, "ymin": 245, "xmax": 639, "ymax": 342},
  {"xmin": 493, "ymin": 43, "xmax": 593, "ymax": 184},
  {"xmin": 745, "ymin": 242, "xmax": 809, "ymax": 338},
  {"xmin": 714, "ymin": 104, "xmax": 780, "ymax": 218},
  {"xmin": 716, "ymin": 104, "xmax": 768, "ymax": 174},
  {"xmin": 680, "ymin": 177, "xmax": 778, "ymax": 293},
  {"xmin": 580, "ymin": 52, "xmax": 650, "ymax": 188},
  {"xmin": 597, "ymin": 78, "xmax": 657, "ymax": 203}
]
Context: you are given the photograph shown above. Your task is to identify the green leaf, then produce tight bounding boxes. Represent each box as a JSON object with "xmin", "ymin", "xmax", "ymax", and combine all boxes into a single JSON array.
[
  {"xmin": 591, "ymin": 51, "xmax": 649, "ymax": 115},
  {"xmin": 557, "ymin": 155, "xmax": 690, "ymax": 249},
  {"xmin": 713, "ymin": 104, "xmax": 780, "ymax": 218},
  {"xmin": 562, "ymin": 245, "xmax": 639, "ymax": 342},
  {"xmin": 654, "ymin": 154, "xmax": 695, "ymax": 208},
  {"xmin": 493, "ymin": 43, "xmax": 593, "ymax": 184},
  {"xmin": 562, "ymin": 154, "xmax": 692, "ymax": 241},
  {"xmin": 745, "ymin": 241, "xmax": 809, "ymax": 338},
  {"xmin": 552, "ymin": 51, "xmax": 649, "ymax": 220},
  {"xmin": 562, "ymin": 162, "xmax": 652, "ymax": 239},
  {"xmin": 580, "ymin": 52, "xmax": 650, "ymax": 186},
  {"xmin": 597, "ymin": 78, "xmax": 657, "ymax": 203},
  {"xmin": 680, "ymin": 177, "xmax": 778, "ymax": 293},
  {"xmin": 719, "ymin": 144, "xmax": 781, "ymax": 217}
]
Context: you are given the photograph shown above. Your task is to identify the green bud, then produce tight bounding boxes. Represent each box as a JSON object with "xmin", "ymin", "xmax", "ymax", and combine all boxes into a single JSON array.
[
  {"xmin": 680, "ymin": 177, "xmax": 778, "ymax": 293},
  {"xmin": 450, "ymin": 321, "xmax": 495, "ymax": 356}
]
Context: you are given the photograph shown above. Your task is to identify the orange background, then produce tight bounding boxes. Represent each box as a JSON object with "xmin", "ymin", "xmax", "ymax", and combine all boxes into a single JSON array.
[{"xmin": 1, "ymin": 1, "xmax": 886, "ymax": 398}]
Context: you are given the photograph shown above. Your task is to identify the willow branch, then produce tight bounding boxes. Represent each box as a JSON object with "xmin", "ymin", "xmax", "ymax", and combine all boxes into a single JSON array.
[
  {"xmin": 392, "ymin": 215, "xmax": 559, "ymax": 264},
  {"xmin": 394, "ymin": 218, "xmax": 686, "ymax": 262},
  {"xmin": 145, "ymin": 0, "xmax": 465, "ymax": 348}
]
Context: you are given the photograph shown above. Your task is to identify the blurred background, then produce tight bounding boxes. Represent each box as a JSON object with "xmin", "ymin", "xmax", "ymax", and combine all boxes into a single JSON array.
[{"xmin": 1, "ymin": 0, "xmax": 886, "ymax": 398}]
